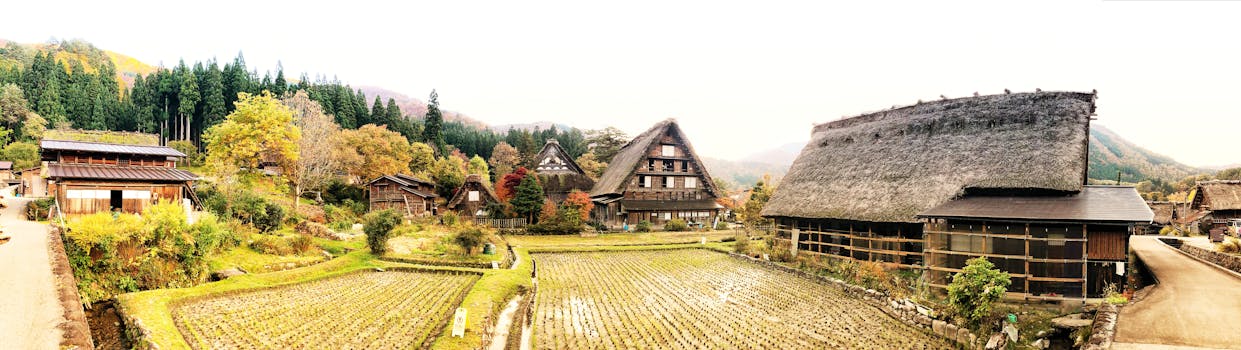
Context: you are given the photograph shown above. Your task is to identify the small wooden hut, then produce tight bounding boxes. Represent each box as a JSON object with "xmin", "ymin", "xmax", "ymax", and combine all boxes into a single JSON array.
[
  {"xmin": 533, "ymin": 139, "xmax": 594, "ymax": 203},
  {"xmin": 447, "ymin": 174, "xmax": 499, "ymax": 220},
  {"xmin": 588, "ymin": 119, "xmax": 723, "ymax": 230},
  {"xmin": 762, "ymin": 91, "xmax": 1153, "ymax": 300},
  {"xmin": 0, "ymin": 161, "xmax": 13, "ymax": 182},
  {"xmin": 367, "ymin": 174, "xmax": 437, "ymax": 216}
]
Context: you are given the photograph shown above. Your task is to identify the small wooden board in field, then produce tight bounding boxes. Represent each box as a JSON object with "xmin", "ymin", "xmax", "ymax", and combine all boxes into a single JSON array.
[{"xmin": 451, "ymin": 307, "xmax": 467, "ymax": 337}]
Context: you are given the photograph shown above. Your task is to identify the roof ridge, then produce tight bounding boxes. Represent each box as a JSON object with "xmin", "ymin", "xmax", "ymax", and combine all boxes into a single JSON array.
[
  {"xmin": 42, "ymin": 139, "xmax": 172, "ymax": 148},
  {"xmin": 812, "ymin": 90, "xmax": 1096, "ymax": 134}
]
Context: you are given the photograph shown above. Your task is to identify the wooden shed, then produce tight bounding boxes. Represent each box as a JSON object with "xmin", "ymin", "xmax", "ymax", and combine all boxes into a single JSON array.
[
  {"xmin": 17, "ymin": 166, "xmax": 46, "ymax": 197},
  {"xmin": 367, "ymin": 174, "xmax": 437, "ymax": 216},
  {"xmin": 0, "ymin": 161, "xmax": 13, "ymax": 182},
  {"xmin": 533, "ymin": 139, "xmax": 595, "ymax": 203},
  {"xmin": 762, "ymin": 91, "xmax": 1152, "ymax": 300},
  {"xmin": 447, "ymin": 174, "xmax": 499, "ymax": 220},
  {"xmin": 588, "ymin": 119, "xmax": 723, "ymax": 230},
  {"xmin": 40, "ymin": 139, "xmax": 200, "ymax": 216}
]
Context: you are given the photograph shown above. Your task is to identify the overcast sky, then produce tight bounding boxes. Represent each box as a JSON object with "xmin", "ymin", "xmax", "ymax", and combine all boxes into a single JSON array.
[{"xmin": 3, "ymin": 1, "xmax": 1239, "ymax": 167}]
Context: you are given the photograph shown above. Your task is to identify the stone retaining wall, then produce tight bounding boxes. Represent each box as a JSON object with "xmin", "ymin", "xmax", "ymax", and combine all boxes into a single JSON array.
[
  {"xmin": 46, "ymin": 225, "xmax": 96, "ymax": 350},
  {"xmin": 723, "ymin": 253, "xmax": 986, "ymax": 349},
  {"xmin": 1081, "ymin": 303, "xmax": 1119, "ymax": 350},
  {"xmin": 113, "ymin": 301, "xmax": 159, "ymax": 350},
  {"xmin": 1179, "ymin": 243, "xmax": 1241, "ymax": 275}
]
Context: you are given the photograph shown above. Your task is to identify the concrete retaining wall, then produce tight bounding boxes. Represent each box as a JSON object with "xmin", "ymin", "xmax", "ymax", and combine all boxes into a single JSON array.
[{"xmin": 46, "ymin": 225, "xmax": 95, "ymax": 350}]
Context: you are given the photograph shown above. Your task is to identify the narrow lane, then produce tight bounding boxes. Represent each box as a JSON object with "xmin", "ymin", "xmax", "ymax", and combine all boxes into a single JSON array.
[
  {"xmin": 1114, "ymin": 236, "xmax": 1241, "ymax": 349},
  {"xmin": 0, "ymin": 191, "xmax": 64, "ymax": 349}
]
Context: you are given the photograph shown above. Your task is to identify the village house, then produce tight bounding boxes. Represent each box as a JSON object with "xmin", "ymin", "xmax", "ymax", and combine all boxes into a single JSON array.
[
  {"xmin": 1189, "ymin": 180, "xmax": 1241, "ymax": 234},
  {"xmin": 532, "ymin": 139, "xmax": 594, "ymax": 203},
  {"xmin": 589, "ymin": 119, "xmax": 723, "ymax": 230},
  {"xmin": 367, "ymin": 174, "xmax": 437, "ymax": 216},
  {"xmin": 0, "ymin": 161, "xmax": 13, "ymax": 183},
  {"xmin": 762, "ymin": 91, "xmax": 1153, "ymax": 300},
  {"xmin": 17, "ymin": 166, "xmax": 46, "ymax": 197},
  {"xmin": 1147, "ymin": 201, "xmax": 1176, "ymax": 230},
  {"xmin": 447, "ymin": 174, "xmax": 499, "ymax": 220},
  {"xmin": 39, "ymin": 139, "xmax": 200, "ymax": 216}
]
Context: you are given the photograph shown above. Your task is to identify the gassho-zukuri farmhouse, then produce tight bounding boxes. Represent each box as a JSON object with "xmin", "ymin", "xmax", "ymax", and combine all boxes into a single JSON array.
[{"xmin": 762, "ymin": 91, "xmax": 1154, "ymax": 301}]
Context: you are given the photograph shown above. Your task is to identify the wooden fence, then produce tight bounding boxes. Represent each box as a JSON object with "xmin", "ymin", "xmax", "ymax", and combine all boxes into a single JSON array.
[{"xmin": 475, "ymin": 218, "xmax": 528, "ymax": 229}]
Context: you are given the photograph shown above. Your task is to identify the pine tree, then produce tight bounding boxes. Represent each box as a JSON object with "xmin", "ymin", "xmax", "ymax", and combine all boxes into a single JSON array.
[
  {"xmin": 423, "ymin": 89, "xmax": 444, "ymax": 155},
  {"xmin": 371, "ymin": 95, "xmax": 386, "ymax": 125},
  {"xmin": 201, "ymin": 61, "xmax": 227, "ymax": 131},
  {"xmin": 511, "ymin": 175, "xmax": 545, "ymax": 223},
  {"xmin": 177, "ymin": 69, "xmax": 200, "ymax": 141},
  {"xmin": 273, "ymin": 62, "xmax": 287, "ymax": 96},
  {"xmin": 386, "ymin": 98, "xmax": 401, "ymax": 123}
]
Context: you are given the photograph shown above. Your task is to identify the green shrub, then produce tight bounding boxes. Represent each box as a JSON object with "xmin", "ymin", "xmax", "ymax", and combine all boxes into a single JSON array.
[
  {"xmin": 328, "ymin": 221, "xmax": 352, "ymax": 232},
  {"xmin": 526, "ymin": 205, "xmax": 584, "ymax": 234},
  {"xmin": 1220, "ymin": 237, "xmax": 1241, "ymax": 254},
  {"xmin": 947, "ymin": 257, "xmax": 1011, "ymax": 328},
  {"xmin": 442, "ymin": 211, "xmax": 459, "ymax": 227},
  {"xmin": 192, "ymin": 214, "xmax": 237, "ymax": 253},
  {"xmin": 454, "ymin": 228, "xmax": 486, "ymax": 255},
  {"xmin": 714, "ymin": 221, "xmax": 729, "ymax": 230},
  {"xmin": 363, "ymin": 209, "xmax": 402, "ymax": 254},
  {"xmin": 634, "ymin": 220, "xmax": 652, "ymax": 233},
  {"xmin": 323, "ymin": 180, "xmax": 366, "ymax": 206},
  {"xmin": 734, "ymin": 232, "xmax": 750, "ymax": 253},
  {"xmin": 25, "ymin": 198, "xmax": 55, "ymax": 221},
  {"xmin": 664, "ymin": 219, "xmax": 689, "ymax": 232},
  {"xmin": 391, "ymin": 224, "xmax": 421, "ymax": 237}
]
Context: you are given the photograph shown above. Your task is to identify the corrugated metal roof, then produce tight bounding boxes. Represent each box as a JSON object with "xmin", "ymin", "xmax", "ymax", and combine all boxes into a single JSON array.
[
  {"xmin": 47, "ymin": 164, "xmax": 198, "ymax": 181},
  {"xmin": 621, "ymin": 199, "xmax": 723, "ymax": 211},
  {"xmin": 41, "ymin": 140, "xmax": 186, "ymax": 157},
  {"xmin": 917, "ymin": 186, "xmax": 1153, "ymax": 223}
]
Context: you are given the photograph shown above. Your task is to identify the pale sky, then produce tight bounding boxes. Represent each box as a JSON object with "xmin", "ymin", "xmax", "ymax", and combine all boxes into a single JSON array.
[{"xmin": 3, "ymin": 1, "xmax": 1239, "ymax": 167}]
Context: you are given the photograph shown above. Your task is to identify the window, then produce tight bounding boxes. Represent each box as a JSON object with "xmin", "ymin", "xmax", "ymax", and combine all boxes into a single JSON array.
[
  {"xmin": 661, "ymin": 145, "xmax": 675, "ymax": 157},
  {"xmin": 665, "ymin": 177, "xmax": 675, "ymax": 188},
  {"xmin": 681, "ymin": 161, "xmax": 688, "ymax": 172},
  {"xmin": 663, "ymin": 212, "xmax": 672, "ymax": 220},
  {"xmin": 685, "ymin": 177, "xmax": 697, "ymax": 188},
  {"xmin": 647, "ymin": 160, "xmax": 656, "ymax": 171},
  {"xmin": 1048, "ymin": 233, "xmax": 1065, "ymax": 246},
  {"xmin": 642, "ymin": 176, "xmax": 651, "ymax": 188},
  {"xmin": 468, "ymin": 191, "xmax": 480, "ymax": 202},
  {"xmin": 662, "ymin": 160, "xmax": 674, "ymax": 172}
]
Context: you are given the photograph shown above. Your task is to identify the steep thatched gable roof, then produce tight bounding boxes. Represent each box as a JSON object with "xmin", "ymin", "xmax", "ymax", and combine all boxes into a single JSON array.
[
  {"xmin": 763, "ymin": 91, "xmax": 1096, "ymax": 223},
  {"xmin": 534, "ymin": 139, "xmax": 595, "ymax": 201},
  {"xmin": 588, "ymin": 118, "xmax": 719, "ymax": 198},
  {"xmin": 447, "ymin": 174, "xmax": 499, "ymax": 209},
  {"xmin": 534, "ymin": 139, "xmax": 585, "ymax": 175},
  {"xmin": 1148, "ymin": 201, "xmax": 1174, "ymax": 225},
  {"xmin": 1194, "ymin": 180, "xmax": 1241, "ymax": 211}
]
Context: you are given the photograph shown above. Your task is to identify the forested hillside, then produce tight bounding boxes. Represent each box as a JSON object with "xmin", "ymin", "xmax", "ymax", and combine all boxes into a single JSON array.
[{"xmin": 1087, "ymin": 125, "xmax": 1202, "ymax": 184}]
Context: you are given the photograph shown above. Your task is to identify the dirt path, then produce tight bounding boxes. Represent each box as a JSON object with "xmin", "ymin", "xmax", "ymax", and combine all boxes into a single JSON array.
[
  {"xmin": 0, "ymin": 191, "xmax": 65, "ymax": 349},
  {"xmin": 1114, "ymin": 236, "xmax": 1241, "ymax": 349}
]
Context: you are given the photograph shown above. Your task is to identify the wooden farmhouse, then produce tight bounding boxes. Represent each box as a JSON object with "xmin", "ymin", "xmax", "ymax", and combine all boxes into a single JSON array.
[
  {"xmin": 447, "ymin": 174, "xmax": 499, "ymax": 220},
  {"xmin": 533, "ymin": 139, "xmax": 595, "ymax": 203},
  {"xmin": 39, "ymin": 139, "xmax": 200, "ymax": 216},
  {"xmin": 17, "ymin": 166, "xmax": 47, "ymax": 197},
  {"xmin": 589, "ymin": 119, "xmax": 723, "ymax": 230},
  {"xmin": 367, "ymin": 174, "xmax": 437, "ymax": 216},
  {"xmin": 1190, "ymin": 180, "xmax": 1241, "ymax": 232},
  {"xmin": 762, "ymin": 91, "xmax": 1153, "ymax": 300},
  {"xmin": 1147, "ymin": 201, "xmax": 1176, "ymax": 229}
]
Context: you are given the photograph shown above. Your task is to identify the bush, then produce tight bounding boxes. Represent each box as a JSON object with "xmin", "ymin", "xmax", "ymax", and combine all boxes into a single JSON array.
[
  {"xmin": 289, "ymin": 234, "xmax": 315, "ymax": 253},
  {"xmin": 526, "ymin": 205, "xmax": 585, "ymax": 234},
  {"xmin": 714, "ymin": 221, "xmax": 729, "ymax": 230},
  {"xmin": 1220, "ymin": 237, "xmax": 1241, "ymax": 254},
  {"xmin": 363, "ymin": 209, "xmax": 402, "ymax": 254},
  {"xmin": 25, "ymin": 198, "xmax": 55, "ymax": 220},
  {"xmin": 192, "ymin": 214, "xmax": 238, "ymax": 253},
  {"xmin": 251, "ymin": 235, "xmax": 293, "ymax": 255},
  {"xmin": 634, "ymin": 220, "xmax": 652, "ymax": 233},
  {"xmin": 1158, "ymin": 226, "xmax": 1174, "ymax": 236},
  {"xmin": 324, "ymin": 204, "xmax": 359, "ymax": 228},
  {"xmin": 454, "ymin": 228, "xmax": 486, "ymax": 255},
  {"xmin": 664, "ymin": 219, "xmax": 689, "ymax": 232},
  {"xmin": 322, "ymin": 180, "xmax": 366, "ymax": 206},
  {"xmin": 442, "ymin": 211, "xmax": 459, "ymax": 227},
  {"xmin": 734, "ymin": 232, "xmax": 750, "ymax": 254},
  {"xmin": 295, "ymin": 221, "xmax": 336, "ymax": 240},
  {"xmin": 947, "ymin": 257, "xmax": 1011, "ymax": 328}
]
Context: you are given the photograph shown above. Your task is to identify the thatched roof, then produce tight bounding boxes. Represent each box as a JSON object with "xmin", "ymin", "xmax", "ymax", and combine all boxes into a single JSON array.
[
  {"xmin": 763, "ymin": 91, "xmax": 1096, "ymax": 223},
  {"xmin": 1194, "ymin": 180, "xmax": 1241, "ymax": 211},
  {"xmin": 534, "ymin": 139, "xmax": 594, "ymax": 201},
  {"xmin": 1148, "ymin": 201, "xmax": 1174, "ymax": 225},
  {"xmin": 447, "ymin": 174, "xmax": 498, "ymax": 209},
  {"xmin": 589, "ymin": 118, "xmax": 719, "ymax": 198}
]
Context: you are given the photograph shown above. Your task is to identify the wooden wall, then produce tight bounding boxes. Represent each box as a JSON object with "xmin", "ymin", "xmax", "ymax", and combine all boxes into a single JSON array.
[
  {"xmin": 368, "ymin": 178, "xmax": 434, "ymax": 216},
  {"xmin": 56, "ymin": 182, "xmax": 184, "ymax": 215}
]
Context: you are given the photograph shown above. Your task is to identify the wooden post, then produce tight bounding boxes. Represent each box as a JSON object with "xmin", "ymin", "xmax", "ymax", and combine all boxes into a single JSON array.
[
  {"xmin": 1082, "ymin": 223, "xmax": 1088, "ymax": 299},
  {"xmin": 1025, "ymin": 222, "xmax": 1031, "ymax": 296}
]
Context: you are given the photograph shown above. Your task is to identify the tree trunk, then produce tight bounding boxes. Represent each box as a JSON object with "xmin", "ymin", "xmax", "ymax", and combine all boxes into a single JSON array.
[{"xmin": 293, "ymin": 182, "xmax": 301, "ymax": 212}]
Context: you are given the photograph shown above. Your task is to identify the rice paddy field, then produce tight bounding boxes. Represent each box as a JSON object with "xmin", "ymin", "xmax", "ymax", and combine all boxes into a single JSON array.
[
  {"xmin": 532, "ymin": 249, "xmax": 953, "ymax": 350},
  {"xmin": 171, "ymin": 270, "xmax": 478, "ymax": 350}
]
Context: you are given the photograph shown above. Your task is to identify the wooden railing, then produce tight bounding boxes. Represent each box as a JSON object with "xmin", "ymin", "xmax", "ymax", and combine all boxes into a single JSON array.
[{"xmin": 476, "ymin": 218, "xmax": 528, "ymax": 229}]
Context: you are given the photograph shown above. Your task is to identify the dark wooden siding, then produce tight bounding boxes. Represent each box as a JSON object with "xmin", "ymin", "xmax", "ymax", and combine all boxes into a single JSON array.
[{"xmin": 1086, "ymin": 227, "xmax": 1127, "ymax": 261}]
